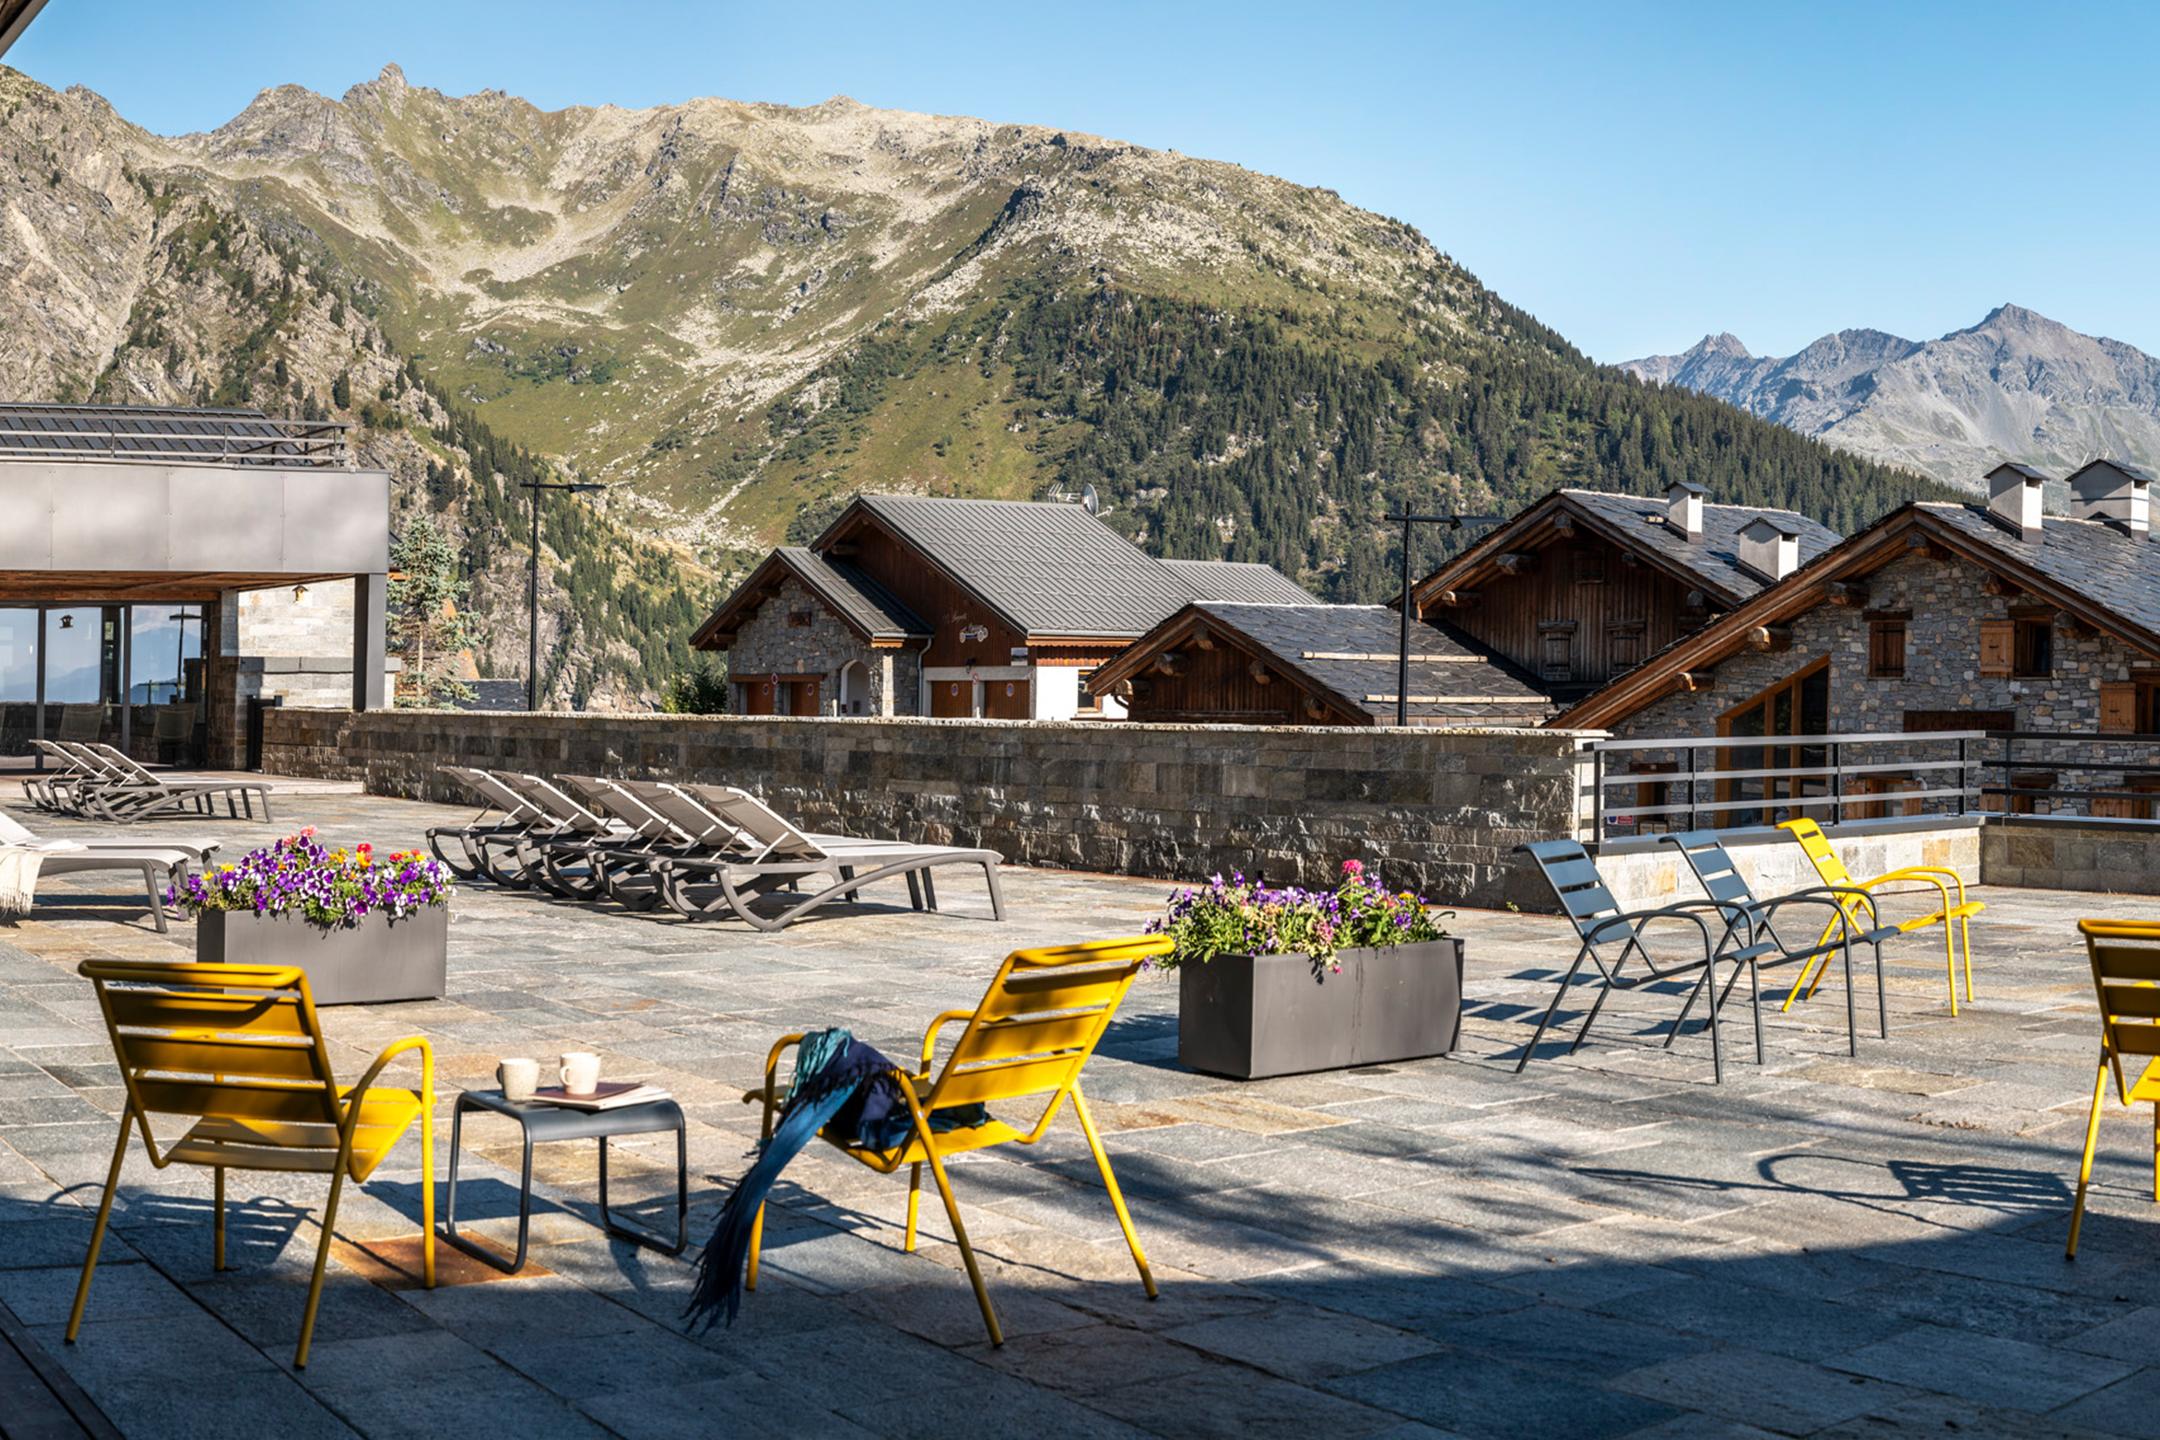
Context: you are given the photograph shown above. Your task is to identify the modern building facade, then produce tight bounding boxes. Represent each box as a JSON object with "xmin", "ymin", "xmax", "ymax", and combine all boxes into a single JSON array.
[
  {"xmin": 692, "ymin": 494, "xmax": 1313, "ymax": 719},
  {"xmin": 0, "ymin": 404, "xmax": 390, "ymax": 768}
]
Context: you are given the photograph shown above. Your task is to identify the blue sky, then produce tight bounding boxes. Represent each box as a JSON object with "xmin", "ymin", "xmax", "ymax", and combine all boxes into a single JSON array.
[{"xmin": 12, "ymin": 0, "xmax": 2156, "ymax": 361}]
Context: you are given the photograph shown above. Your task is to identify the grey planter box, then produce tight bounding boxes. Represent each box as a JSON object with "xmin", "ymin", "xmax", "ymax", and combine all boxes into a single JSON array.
[
  {"xmin": 1177, "ymin": 938, "xmax": 1463, "ymax": 1080},
  {"xmin": 195, "ymin": 905, "xmax": 449, "ymax": 1006}
]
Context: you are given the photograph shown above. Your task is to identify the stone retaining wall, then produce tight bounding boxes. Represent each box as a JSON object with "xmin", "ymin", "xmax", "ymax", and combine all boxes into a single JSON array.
[
  {"xmin": 260, "ymin": 708, "xmax": 1591, "ymax": 909},
  {"xmin": 1596, "ymin": 823, "xmax": 1984, "ymax": 912},
  {"xmin": 1981, "ymin": 821, "xmax": 2160, "ymax": 895}
]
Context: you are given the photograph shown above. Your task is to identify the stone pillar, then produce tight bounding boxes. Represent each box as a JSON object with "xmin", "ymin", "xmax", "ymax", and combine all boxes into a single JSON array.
[
  {"xmin": 353, "ymin": 572, "xmax": 388, "ymax": 711},
  {"xmin": 201, "ymin": 590, "xmax": 249, "ymax": 769}
]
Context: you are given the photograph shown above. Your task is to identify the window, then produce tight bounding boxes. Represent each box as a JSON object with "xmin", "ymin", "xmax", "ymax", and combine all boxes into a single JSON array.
[
  {"xmin": 786, "ymin": 608, "xmax": 816, "ymax": 629},
  {"xmin": 2101, "ymin": 681, "xmax": 2160, "ymax": 735},
  {"xmin": 2013, "ymin": 616, "xmax": 2053, "ymax": 677},
  {"xmin": 1606, "ymin": 624, "xmax": 1644, "ymax": 672},
  {"xmin": 1571, "ymin": 547, "xmax": 1606, "ymax": 586},
  {"xmin": 1075, "ymin": 668, "xmax": 1103, "ymax": 714},
  {"xmin": 1868, "ymin": 620, "xmax": 1906, "ymax": 678},
  {"xmin": 1905, "ymin": 709, "xmax": 2012, "ymax": 733},
  {"xmin": 1538, "ymin": 625, "xmax": 1574, "ymax": 682},
  {"xmin": 1717, "ymin": 659, "xmax": 1832, "ymax": 826}
]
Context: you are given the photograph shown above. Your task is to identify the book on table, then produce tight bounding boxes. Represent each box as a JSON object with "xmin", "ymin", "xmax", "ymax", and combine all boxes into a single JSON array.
[{"xmin": 531, "ymin": 1081, "xmax": 668, "ymax": 1111}]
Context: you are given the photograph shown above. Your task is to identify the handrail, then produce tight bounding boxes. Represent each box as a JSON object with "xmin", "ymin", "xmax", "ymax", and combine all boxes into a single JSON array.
[
  {"xmin": 1585, "ymin": 727, "xmax": 2160, "ymax": 843},
  {"xmin": 0, "ymin": 416, "xmax": 351, "ymax": 468}
]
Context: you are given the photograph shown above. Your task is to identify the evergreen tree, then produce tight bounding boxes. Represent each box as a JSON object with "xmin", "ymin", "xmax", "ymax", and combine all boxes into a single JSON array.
[{"xmin": 387, "ymin": 516, "xmax": 478, "ymax": 707}]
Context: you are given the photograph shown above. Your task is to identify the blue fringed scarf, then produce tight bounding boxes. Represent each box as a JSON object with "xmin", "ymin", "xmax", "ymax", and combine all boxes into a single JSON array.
[{"xmin": 685, "ymin": 1027, "xmax": 985, "ymax": 1332}]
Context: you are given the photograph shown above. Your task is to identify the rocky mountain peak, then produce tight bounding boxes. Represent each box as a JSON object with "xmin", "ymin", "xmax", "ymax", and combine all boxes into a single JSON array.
[{"xmin": 1691, "ymin": 331, "xmax": 1749, "ymax": 359}]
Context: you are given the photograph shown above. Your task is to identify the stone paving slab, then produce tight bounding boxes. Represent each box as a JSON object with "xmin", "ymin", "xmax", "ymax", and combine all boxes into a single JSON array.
[{"xmin": 0, "ymin": 790, "xmax": 2154, "ymax": 1436}]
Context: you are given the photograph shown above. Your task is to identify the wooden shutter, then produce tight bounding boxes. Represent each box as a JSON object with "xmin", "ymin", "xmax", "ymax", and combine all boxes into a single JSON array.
[
  {"xmin": 2101, "ymin": 682, "xmax": 2138, "ymax": 734},
  {"xmin": 1978, "ymin": 619, "xmax": 2014, "ymax": 677}
]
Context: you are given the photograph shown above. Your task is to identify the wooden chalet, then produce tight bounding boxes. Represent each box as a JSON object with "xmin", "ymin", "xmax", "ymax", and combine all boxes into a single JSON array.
[
  {"xmin": 1089, "ymin": 602, "xmax": 1553, "ymax": 728},
  {"xmin": 691, "ymin": 495, "xmax": 1312, "ymax": 719},
  {"xmin": 1407, "ymin": 482, "xmax": 1842, "ymax": 699}
]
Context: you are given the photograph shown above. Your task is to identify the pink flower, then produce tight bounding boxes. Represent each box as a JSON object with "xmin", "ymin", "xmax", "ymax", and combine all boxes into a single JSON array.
[{"xmin": 1340, "ymin": 859, "xmax": 1364, "ymax": 878}]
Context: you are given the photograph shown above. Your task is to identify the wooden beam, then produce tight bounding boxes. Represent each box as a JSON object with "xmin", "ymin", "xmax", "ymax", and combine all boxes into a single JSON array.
[
  {"xmin": 1684, "ymin": 588, "xmax": 1708, "ymax": 610},
  {"xmin": 1248, "ymin": 660, "xmax": 1272, "ymax": 686},
  {"xmin": 1191, "ymin": 628, "xmax": 1215, "ymax": 652},
  {"xmin": 1742, "ymin": 625, "xmax": 1791, "ymax": 653},
  {"xmin": 1302, "ymin": 694, "xmax": 1328, "ymax": 721},
  {"xmin": 1981, "ymin": 573, "xmax": 2019, "ymax": 598},
  {"xmin": 1426, "ymin": 588, "xmax": 1475, "ymax": 609},
  {"xmin": 1825, "ymin": 581, "xmax": 1867, "ymax": 608},
  {"xmin": 1550, "ymin": 514, "xmax": 1575, "ymax": 535},
  {"xmin": 1678, "ymin": 670, "xmax": 1715, "ymax": 693},
  {"xmin": 1152, "ymin": 652, "xmax": 1182, "ymax": 677},
  {"xmin": 1493, "ymin": 552, "xmax": 1534, "ymax": 576}
]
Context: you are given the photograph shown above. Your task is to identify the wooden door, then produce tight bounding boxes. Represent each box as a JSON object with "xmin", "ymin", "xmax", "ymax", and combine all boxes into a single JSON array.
[
  {"xmin": 740, "ymin": 676, "xmax": 775, "ymax": 715},
  {"xmin": 784, "ymin": 678, "xmax": 821, "ymax": 716},
  {"xmin": 982, "ymin": 678, "xmax": 1031, "ymax": 720},
  {"xmin": 930, "ymin": 679, "xmax": 974, "ymax": 717}
]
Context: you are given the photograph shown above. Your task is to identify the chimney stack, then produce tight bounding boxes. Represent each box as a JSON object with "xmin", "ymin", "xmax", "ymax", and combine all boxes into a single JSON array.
[
  {"xmin": 1984, "ymin": 463, "xmax": 2046, "ymax": 542},
  {"xmin": 1737, "ymin": 516, "xmax": 1801, "ymax": 583},
  {"xmin": 1666, "ymin": 480, "xmax": 1706, "ymax": 541},
  {"xmin": 2065, "ymin": 459, "xmax": 2152, "ymax": 537}
]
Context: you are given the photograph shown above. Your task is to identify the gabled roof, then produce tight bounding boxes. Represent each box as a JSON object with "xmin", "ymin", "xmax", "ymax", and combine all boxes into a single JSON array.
[
  {"xmin": 1409, "ymin": 487, "xmax": 1841, "ymax": 612},
  {"xmin": 828, "ymin": 495, "xmax": 1197, "ymax": 639},
  {"xmin": 690, "ymin": 546, "xmax": 928, "ymax": 650},
  {"xmin": 1550, "ymin": 499, "xmax": 2160, "ymax": 730},
  {"xmin": 1160, "ymin": 559, "xmax": 1316, "ymax": 604},
  {"xmin": 1093, "ymin": 602, "xmax": 1554, "ymax": 726}
]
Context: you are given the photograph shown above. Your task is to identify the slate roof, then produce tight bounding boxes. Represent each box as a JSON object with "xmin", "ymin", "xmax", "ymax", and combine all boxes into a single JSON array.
[
  {"xmin": 1921, "ymin": 503, "xmax": 2160, "ymax": 640},
  {"xmin": 842, "ymin": 495, "xmax": 1219, "ymax": 638},
  {"xmin": 1560, "ymin": 489, "xmax": 1842, "ymax": 600},
  {"xmin": 1181, "ymin": 603, "xmax": 1552, "ymax": 724},
  {"xmin": 1160, "ymin": 559, "xmax": 1316, "ymax": 605},
  {"xmin": 0, "ymin": 402, "xmax": 346, "ymax": 467},
  {"xmin": 773, "ymin": 546, "xmax": 928, "ymax": 640}
]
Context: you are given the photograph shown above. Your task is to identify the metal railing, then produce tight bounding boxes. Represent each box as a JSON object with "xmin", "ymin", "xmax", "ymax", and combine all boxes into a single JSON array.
[
  {"xmin": 1587, "ymin": 729, "xmax": 2160, "ymax": 845},
  {"xmin": 0, "ymin": 413, "xmax": 350, "ymax": 468}
]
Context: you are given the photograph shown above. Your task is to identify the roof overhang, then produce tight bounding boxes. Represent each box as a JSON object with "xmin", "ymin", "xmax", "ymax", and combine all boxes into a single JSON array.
[
  {"xmin": 1549, "ymin": 504, "xmax": 2160, "ymax": 729},
  {"xmin": 1091, "ymin": 604, "xmax": 1370, "ymax": 725},
  {"xmin": 690, "ymin": 546, "xmax": 929, "ymax": 651},
  {"xmin": 0, "ymin": 0, "xmax": 50, "ymax": 58},
  {"xmin": 0, "ymin": 458, "xmax": 389, "ymax": 582}
]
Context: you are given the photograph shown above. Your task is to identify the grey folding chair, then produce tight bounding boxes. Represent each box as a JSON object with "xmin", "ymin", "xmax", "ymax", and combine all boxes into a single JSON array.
[
  {"xmin": 1515, "ymin": 839, "xmax": 1771, "ymax": 1082},
  {"xmin": 1659, "ymin": 830, "xmax": 1901, "ymax": 1057}
]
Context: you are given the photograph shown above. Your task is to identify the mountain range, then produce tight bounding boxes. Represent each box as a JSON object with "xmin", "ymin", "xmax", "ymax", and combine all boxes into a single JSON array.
[
  {"xmin": 0, "ymin": 63, "xmax": 1947, "ymax": 702},
  {"xmin": 1622, "ymin": 305, "xmax": 2160, "ymax": 489}
]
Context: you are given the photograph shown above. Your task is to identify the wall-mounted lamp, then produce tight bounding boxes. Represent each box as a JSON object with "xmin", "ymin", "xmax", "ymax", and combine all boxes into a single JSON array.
[
  {"xmin": 58, "ymin": 614, "xmax": 72, "ymax": 630},
  {"xmin": 292, "ymin": 584, "xmax": 310, "ymax": 604}
]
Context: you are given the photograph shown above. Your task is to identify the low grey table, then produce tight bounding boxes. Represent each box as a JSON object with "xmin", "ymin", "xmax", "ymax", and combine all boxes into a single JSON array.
[{"xmin": 443, "ymin": 1089, "xmax": 688, "ymax": 1273}]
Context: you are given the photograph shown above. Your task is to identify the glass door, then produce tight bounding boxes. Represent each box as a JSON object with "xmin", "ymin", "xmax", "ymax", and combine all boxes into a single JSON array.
[
  {"xmin": 0, "ymin": 610, "xmax": 37, "ymax": 760},
  {"xmin": 43, "ymin": 606, "xmax": 121, "ymax": 751},
  {"xmin": 129, "ymin": 606, "xmax": 206, "ymax": 763}
]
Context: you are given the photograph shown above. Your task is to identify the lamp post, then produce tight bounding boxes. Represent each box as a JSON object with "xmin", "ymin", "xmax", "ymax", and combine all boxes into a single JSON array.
[
  {"xmin": 1384, "ymin": 510, "xmax": 1505, "ymax": 727},
  {"xmin": 520, "ymin": 478, "xmax": 612, "ymax": 710}
]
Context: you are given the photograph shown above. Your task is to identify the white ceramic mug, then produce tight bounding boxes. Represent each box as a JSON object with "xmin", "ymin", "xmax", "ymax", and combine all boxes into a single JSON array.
[
  {"xmin": 559, "ymin": 1051, "xmax": 601, "ymax": 1096},
  {"xmin": 497, "ymin": 1057, "xmax": 540, "ymax": 1103}
]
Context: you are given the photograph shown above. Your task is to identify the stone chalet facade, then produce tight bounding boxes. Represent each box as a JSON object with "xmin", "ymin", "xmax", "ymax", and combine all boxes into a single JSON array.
[
  {"xmin": 691, "ymin": 494, "xmax": 1312, "ymax": 719},
  {"xmin": 1555, "ymin": 460, "xmax": 2160, "ymax": 813}
]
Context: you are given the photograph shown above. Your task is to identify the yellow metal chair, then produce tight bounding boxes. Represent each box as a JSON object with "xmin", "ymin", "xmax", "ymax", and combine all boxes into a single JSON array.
[
  {"xmin": 1775, "ymin": 818, "xmax": 1985, "ymax": 1016},
  {"xmin": 66, "ymin": 959, "xmax": 436, "ymax": 1368},
  {"xmin": 741, "ymin": 935, "xmax": 1169, "ymax": 1346},
  {"xmin": 2069, "ymin": 920, "xmax": 2160, "ymax": 1259}
]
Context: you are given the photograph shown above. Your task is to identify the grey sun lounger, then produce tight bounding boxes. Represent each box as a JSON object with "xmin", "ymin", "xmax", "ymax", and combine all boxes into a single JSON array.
[
  {"xmin": 0, "ymin": 812, "xmax": 218, "ymax": 934},
  {"xmin": 43, "ymin": 743, "xmax": 274, "ymax": 824},
  {"xmin": 650, "ymin": 784, "xmax": 1004, "ymax": 932},
  {"xmin": 427, "ymin": 766, "xmax": 551, "ymax": 882}
]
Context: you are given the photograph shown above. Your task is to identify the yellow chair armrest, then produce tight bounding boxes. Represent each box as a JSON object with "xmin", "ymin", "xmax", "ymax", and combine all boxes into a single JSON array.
[
  {"xmin": 920, "ymin": 1010, "xmax": 979, "ymax": 1077},
  {"xmin": 1895, "ymin": 866, "xmax": 1972, "ymax": 904},
  {"xmin": 338, "ymin": 1035, "xmax": 433, "ymax": 1165},
  {"xmin": 744, "ymin": 1033, "xmax": 808, "ymax": 1141},
  {"xmin": 1857, "ymin": 867, "xmax": 1957, "ymax": 909}
]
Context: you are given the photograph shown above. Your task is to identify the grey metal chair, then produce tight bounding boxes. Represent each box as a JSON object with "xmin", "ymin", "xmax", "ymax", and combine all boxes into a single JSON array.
[
  {"xmin": 1658, "ymin": 830, "xmax": 1901, "ymax": 1057},
  {"xmin": 1515, "ymin": 839, "xmax": 1773, "ymax": 1083}
]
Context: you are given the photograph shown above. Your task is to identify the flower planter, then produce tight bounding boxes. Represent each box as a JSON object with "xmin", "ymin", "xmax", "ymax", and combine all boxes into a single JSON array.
[
  {"xmin": 195, "ymin": 905, "xmax": 449, "ymax": 1006},
  {"xmin": 1177, "ymin": 937, "xmax": 1463, "ymax": 1080}
]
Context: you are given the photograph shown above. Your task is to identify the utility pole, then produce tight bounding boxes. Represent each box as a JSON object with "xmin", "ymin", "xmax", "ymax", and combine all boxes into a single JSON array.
[
  {"xmin": 1384, "ymin": 511, "xmax": 1505, "ymax": 727},
  {"xmin": 521, "ymin": 478, "xmax": 611, "ymax": 710}
]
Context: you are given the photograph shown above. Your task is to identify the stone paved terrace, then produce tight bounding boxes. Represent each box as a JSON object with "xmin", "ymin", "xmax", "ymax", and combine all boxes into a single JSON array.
[{"xmin": 2, "ymin": 791, "xmax": 2158, "ymax": 1439}]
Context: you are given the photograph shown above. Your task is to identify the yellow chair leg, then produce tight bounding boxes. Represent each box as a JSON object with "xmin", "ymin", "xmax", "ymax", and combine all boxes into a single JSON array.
[
  {"xmin": 904, "ymin": 1163, "xmax": 923, "ymax": 1253},
  {"xmin": 2068, "ymin": 1060, "xmax": 2110, "ymax": 1260},
  {"xmin": 1071, "ymin": 1087, "xmax": 1155, "ymax": 1299},
  {"xmin": 65, "ymin": 1117, "xmax": 132, "ymax": 1343},
  {"xmin": 2151, "ymin": 1103, "xmax": 2157, "ymax": 1205},
  {"xmin": 919, "ymin": 1136, "xmax": 1001, "ymax": 1346},
  {"xmin": 1944, "ymin": 921, "xmax": 1960, "ymax": 1019},
  {"xmin": 1961, "ymin": 913, "xmax": 1975, "ymax": 1002},
  {"xmin": 745, "ymin": 1203, "xmax": 765, "ymax": 1291},
  {"xmin": 294, "ymin": 1169, "xmax": 346, "ymax": 1369},
  {"xmin": 420, "ymin": 1104, "xmax": 436, "ymax": 1289},
  {"xmin": 214, "ymin": 1166, "xmax": 227, "ymax": 1271}
]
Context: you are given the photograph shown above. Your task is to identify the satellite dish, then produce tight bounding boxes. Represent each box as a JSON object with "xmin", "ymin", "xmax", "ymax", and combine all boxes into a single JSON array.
[{"xmin": 1081, "ymin": 483, "xmax": 1100, "ymax": 516}]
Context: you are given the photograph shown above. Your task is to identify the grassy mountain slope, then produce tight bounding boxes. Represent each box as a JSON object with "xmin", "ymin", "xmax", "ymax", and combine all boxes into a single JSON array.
[{"xmin": 0, "ymin": 63, "xmax": 1955, "ymax": 702}]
